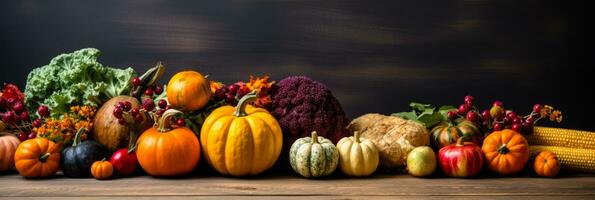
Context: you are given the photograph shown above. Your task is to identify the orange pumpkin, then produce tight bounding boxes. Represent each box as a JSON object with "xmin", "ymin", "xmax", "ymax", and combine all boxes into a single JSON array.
[
  {"xmin": 481, "ymin": 129, "xmax": 529, "ymax": 175},
  {"xmin": 91, "ymin": 159, "xmax": 113, "ymax": 180},
  {"xmin": 14, "ymin": 138, "xmax": 61, "ymax": 178},
  {"xmin": 136, "ymin": 109, "xmax": 201, "ymax": 177},
  {"xmin": 534, "ymin": 151, "xmax": 560, "ymax": 177},
  {"xmin": 0, "ymin": 132, "xmax": 20, "ymax": 172},
  {"xmin": 166, "ymin": 71, "xmax": 211, "ymax": 112}
]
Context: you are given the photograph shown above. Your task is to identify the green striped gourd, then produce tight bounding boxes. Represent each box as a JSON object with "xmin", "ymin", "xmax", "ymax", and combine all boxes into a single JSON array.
[
  {"xmin": 289, "ymin": 131, "xmax": 339, "ymax": 178},
  {"xmin": 430, "ymin": 119, "xmax": 482, "ymax": 150}
]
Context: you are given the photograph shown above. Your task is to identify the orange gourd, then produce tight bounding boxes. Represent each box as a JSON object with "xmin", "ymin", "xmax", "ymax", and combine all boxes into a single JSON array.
[
  {"xmin": 136, "ymin": 109, "xmax": 200, "ymax": 177},
  {"xmin": 481, "ymin": 129, "xmax": 529, "ymax": 175},
  {"xmin": 534, "ymin": 151, "xmax": 560, "ymax": 177},
  {"xmin": 0, "ymin": 132, "xmax": 20, "ymax": 172},
  {"xmin": 14, "ymin": 138, "xmax": 61, "ymax": 178},
  {"xmin": 201, "ymin": 91, "xmax": 283, "ymax": 176},
  {"xmin": 166, "ymin": 71, "xmax": 211, "ymax": 112},
  {"xmin": 91, "ymin": 159, "xmax": 114, "ymax": 180}
]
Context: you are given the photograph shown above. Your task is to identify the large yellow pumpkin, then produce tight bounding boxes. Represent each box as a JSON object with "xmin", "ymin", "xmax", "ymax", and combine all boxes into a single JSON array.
[
  {"xmin": 166, "ymin": 70, "xmax": 211, "ymax": 112},
  {"xmin": 201, "ymin": 91, "xmax": 282, "ymax": 176}
]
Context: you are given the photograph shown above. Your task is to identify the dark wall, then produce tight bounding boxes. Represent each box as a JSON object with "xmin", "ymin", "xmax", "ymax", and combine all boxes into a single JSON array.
[{"xmin": 1, "ymin": 1, "xmax": 590, "ymax": 129}]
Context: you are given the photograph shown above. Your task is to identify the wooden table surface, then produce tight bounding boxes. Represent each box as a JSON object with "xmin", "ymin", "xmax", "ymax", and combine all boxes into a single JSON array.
[{"xmin": 1, "ymin": 171, "xmax": 595, "ymax": 199}]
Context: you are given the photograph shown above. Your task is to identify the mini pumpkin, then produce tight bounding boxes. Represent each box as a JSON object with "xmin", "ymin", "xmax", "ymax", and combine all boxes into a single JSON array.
[
  {"xmin": 137, "ymin": 109, "xmax": 200, "ymax": 177},
  {"xmin": 166, "ymin": 70, "xmax": 211, "ymax": 112},
  {"xmin": 337, "ymin": 131, "xmax": 379, "ymax": 177},
  {"xmin": 290, "ymin": 131, "xmax": 339, "ymax": 178},
  {"xmin": 534, "ymin": 151, "xmax": 560, "ymax": 177},
  {"xmin": 61, "ymin": 128, "xmax": 109, "ymax": 178},
  {"xmin": 482, "ymin": 129, "xmax": 529, "ymax": 175},
  {"xmin": 91, "ymin": 159, "xmax": 114, "ymax": 180},
  {"xmin": 0, "ymin": 132, "xmax": 20, "ymax": 172},
  {"xmin": 14, "ymin": 138, "xmax": 61, "ymax": 178},
  {"xmin": 201, "ymin": 91, "xmax": 282, "ymax": 176},
  {"xmin": 431, "ymin": 120, "xmax": 482, "ymax": 151}
]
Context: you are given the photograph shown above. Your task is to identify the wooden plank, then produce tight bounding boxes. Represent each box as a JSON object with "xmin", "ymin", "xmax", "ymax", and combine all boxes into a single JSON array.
[
  {"xmin": 1, "ymin": 173, "xmax": 595, "ymax": 198},
  {"xmin": 1, "ymin": 196, "xmax": 593, "ymax": 200}
]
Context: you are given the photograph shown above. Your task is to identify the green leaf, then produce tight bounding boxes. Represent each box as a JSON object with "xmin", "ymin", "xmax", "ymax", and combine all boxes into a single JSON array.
[
  {"xmin": 417, "ymin": 112, "xmax": 444, "ymax": 128},
  {"xmin": 410, "ymin": 102, "xmax": 432, "ymax": 112},
  {"xmin": 392, "ymin": 111, "xmax": 418, "ymax": 120}
]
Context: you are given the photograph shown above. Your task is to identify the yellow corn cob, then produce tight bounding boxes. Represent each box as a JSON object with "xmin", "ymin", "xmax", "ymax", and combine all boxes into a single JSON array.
[
  {"xmin": 526, "ymin": 126, "xmax": 595, "ymax": 149},
  {"xmin": 529, "ymin": 145, "xmax": 595, "ymax": 173}
]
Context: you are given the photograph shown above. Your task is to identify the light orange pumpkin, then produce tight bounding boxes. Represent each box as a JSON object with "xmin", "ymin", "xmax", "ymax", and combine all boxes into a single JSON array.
[
  {"xmin": 136, "ymin": 109, "xmax": 200, "ymax": 177},
  {"xmin": 534, "ymin": 151, "xmax": 560, "ymax": 177},
  {"xmin": 0, "ymin": 132, "xmax": 20, "ymax": 172},
  {"xmin": 201, "ymin": 91, "xmax": 282, "ymax": 176},
  {"xmin": 14, "ymin": 138, "xmax": 61, "ymax": 178},
  {"xmin": 166, "ymin": 70, "xmax": 211, "ymax": 112},
  {"xmin": 481, "ymin": 129, "xmax": 529, "ymax": 175},
  {"xmin": 91, "ymin": 159, "xmax": 113, "ymax": 180}
]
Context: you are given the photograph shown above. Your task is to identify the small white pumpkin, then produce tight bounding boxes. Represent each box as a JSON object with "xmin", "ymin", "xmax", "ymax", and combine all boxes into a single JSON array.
[
  {"xmin": 289, "ymin": 131, "xmax": 339, "ymax": 178},
  {"xmin": 337, "ymin": 131, "xmax": 379, "ymax": 177}
]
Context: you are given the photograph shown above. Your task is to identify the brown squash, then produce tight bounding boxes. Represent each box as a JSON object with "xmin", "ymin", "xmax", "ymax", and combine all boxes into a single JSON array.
[{"xmin": 92, "ymin": 96, "xmax": 152, "ymax": 152}]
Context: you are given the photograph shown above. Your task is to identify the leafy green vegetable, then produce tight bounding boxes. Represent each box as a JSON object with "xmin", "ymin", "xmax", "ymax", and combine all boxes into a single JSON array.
[
  {"xmin": 25, "ymin": 48, "xmax": 136, "ymax": 118},
  {"xmin": 392, "ymin": 102, "xmax": 456, "ymax": 128}
]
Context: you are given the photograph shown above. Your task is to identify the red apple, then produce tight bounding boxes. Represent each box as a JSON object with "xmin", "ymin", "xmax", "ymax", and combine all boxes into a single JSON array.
[
  {"xmin": 110, "ymin": 148, "xmax": 138, "ymax": 176},
  {"xmin": 438, "ymin": 137, "xmax": 484, "ymax": 178}
]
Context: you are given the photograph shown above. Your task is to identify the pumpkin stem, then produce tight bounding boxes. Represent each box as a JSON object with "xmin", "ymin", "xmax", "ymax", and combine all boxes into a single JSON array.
[
  {"xmin": 497, "ymin": 144, "xmax": 509, "ymax": 154},
  {"xmin": 100, "ymin": 158, "xmax": 106, "ymax": 162},
  {"xmin": 39, "ymin": 153, "xmax": 51, "ymax": 163},
  {"xmin": 455, "ymin": 134, "xmax": 469, "ymax": 146},
  {"xmin": 353, "ymin": 131, "xmax": 361, "ymax": 143},
  {"xmin": 157, "ymin": 109, "xmax": 183, "ymax": 132},
  {"xmin": 233, "ymin": 91, "xmax": 258, "ymax": 117},
  {"xmin": 311, "ymin": 131, "xmax": 319, "ymax": 144},
  {"xmin": 72, "ymin": 128, "xmax": 86, "ymax": 147}
]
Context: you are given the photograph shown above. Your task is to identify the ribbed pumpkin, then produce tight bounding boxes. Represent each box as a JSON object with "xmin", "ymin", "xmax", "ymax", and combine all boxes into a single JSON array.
[
  {"xmin": 14, "ymin": 138, "xmax": 61, "ymax": 178},
  {"xmin": 337, "ymin": 131, "xmax": 379, "ymax": 177},
  {"xmin": 482, "ymin": 129, "xmax": 529, "ymax": 175},
  {"xmin": 137, "ymin": 109, "xmax": 200, "ymax": 177},
  {"xmin": 290, "ymin": 131, "xmax": 339, "ymax": 178},
  {"xmin": 201, "ymin": 92, "xmax": 282, "ymax": 176},
  {"xmin": 93, "ymin": 96, "xmax": 152, "ymax": 152},
  {"xmin": 0, "ymin": 132, "xmax": 20, "ymax": 172},
  {"xmin": 534, "ymin": 150, "xmax": 560, "ymax": 177},
  {"xmin": 431, "ymin": 120, "xmax": 482, "ymax": 150},
  {"xmin": 166, "ymin": 70, "xmax": 211, "ymax": 112},
  {"xmin": 91, "ymin": 159, "xmax": 114, "ymax": 180}
]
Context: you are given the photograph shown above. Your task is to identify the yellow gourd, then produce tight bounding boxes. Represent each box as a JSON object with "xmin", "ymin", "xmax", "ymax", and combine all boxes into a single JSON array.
[
  {"xmin": 337, "ymin": 131, "xmax": 379, "ymax": 177},
  {"xmin": 200, "ymin": 91, "xmax": 283, "ymax": 176}
]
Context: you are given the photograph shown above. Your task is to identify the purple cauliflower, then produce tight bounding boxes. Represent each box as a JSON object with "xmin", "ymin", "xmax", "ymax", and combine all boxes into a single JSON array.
[{"xmin": 270, "ymin": 76, "xmax": 349, "ymax": 146}]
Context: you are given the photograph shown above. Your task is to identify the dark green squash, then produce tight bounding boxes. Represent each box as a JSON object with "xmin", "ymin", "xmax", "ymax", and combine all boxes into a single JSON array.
[{"xmin": 61, "ymin": 128, "xmax": 108, "ymax": 178}]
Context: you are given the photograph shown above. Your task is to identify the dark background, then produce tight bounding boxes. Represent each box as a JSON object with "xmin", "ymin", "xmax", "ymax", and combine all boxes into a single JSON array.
[{"xmin": 1, "ymin": 1, "xmax": 590, "ymax": 130}]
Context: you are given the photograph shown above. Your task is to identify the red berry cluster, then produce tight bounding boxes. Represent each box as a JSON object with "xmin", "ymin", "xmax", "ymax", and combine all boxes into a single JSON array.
[
  {"xmin": 213, "ymin": 82, "xmax": 252, "ymax": 105},
  {"xmin": 1, "ymin": 83, "xmax": 50, "ymax": 141},
  {"xmin": 131, "ymin": 77, "xmax": 164, "ymax": 98},
  {"xmin": 448, "ymin": 95, "xmax": 549, "ymax": 134},
  {"xmin": 112, "ymin": 98, "xmax": 184, "ymax": 127}
]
